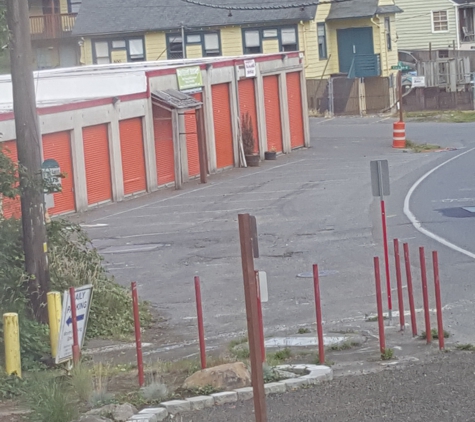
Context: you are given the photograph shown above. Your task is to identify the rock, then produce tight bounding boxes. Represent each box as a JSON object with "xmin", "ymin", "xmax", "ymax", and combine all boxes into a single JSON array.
[
  {"xmin": 274, "ymin": 369, "xmax": 296, "ymax": 379},
  {"xmin": 74, "ymin": 416, "xmax": 113, "ymax": 422},
  {"xmin": 86, "ymin": 403, "xmax": 137, "ymax": 422},
  {"xmin": 183, "ymin": 362, "xmax": 251, "ymax": 391}
]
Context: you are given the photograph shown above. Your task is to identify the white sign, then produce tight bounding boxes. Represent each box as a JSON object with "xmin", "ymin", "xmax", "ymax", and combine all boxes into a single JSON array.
[
  {"xmin": 412, "ymin": 76, "xmax": 426, "ymax": 88},
  {"xmin": 257, "ymin": 271, "xmax": 268, "ymax": 303},
  {"xmin": 56, "ymin": 285, "xmax": 93, "ymax": 364},
  {"xmin": 244, "ymin": 60, "xmax": 256, "ymax": 78}
]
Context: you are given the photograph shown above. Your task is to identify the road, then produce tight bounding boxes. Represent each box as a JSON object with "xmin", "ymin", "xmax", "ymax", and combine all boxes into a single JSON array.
[
  {"xmin": 188, "ymin": 351, "xmax": 475, "ymax": 422},
  {"xmin": 76, "ymin": 116, "xmax": 475, "ymax": 355}
]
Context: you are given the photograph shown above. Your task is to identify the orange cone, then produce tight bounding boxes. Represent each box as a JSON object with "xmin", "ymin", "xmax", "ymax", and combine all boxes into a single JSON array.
[{"xmin": 392, "ymin": 121, "xmax": 406, "ymax": 149}]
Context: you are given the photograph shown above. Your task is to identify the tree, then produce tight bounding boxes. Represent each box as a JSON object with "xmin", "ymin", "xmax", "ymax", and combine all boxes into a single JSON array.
[{"xmin": 0, "ymin": 0, "xmax": 7, "ymax": 52}]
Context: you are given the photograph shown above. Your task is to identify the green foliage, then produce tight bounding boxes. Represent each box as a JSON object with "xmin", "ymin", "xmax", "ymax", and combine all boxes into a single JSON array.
[
  {"xmin": 262, "ymin": 363, "xmax": 281, "ymax": 383},
  {"xmin": 0, "ymin": 373, "xmax": 25, "ymax": 399},
  {"xmin": 24, "ymin": 374, "xmax": 78, "ymax": 422},
  {"xmin": 297, "ymin": 327, "xmax": 310, "ymax": 334},
  {"xmin": 241, "ymin": 112, "xmax": 255, "ymax": 155},
  {"xmin": 381, "ymin": 348, "xmax": 394, "ymax": 361},
  {"xmin": 0, "ymin": 146, "xmax": 19, "ymax": 199},
  {"xmin": 420, "ymin": 329, "xmax": 450, "ymax": 340}
]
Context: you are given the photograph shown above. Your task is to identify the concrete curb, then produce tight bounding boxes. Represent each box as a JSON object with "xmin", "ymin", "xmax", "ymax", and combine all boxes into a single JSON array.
[{"xmin": 126, "ymin": 364, "xmax": 332, "ymax": 421}]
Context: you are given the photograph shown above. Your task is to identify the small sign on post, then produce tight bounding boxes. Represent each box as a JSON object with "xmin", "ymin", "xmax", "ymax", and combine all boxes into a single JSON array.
[
  {"xmin": 244, "ymin": 59, "xmax": 256, "ymax": 78},
  {"xmin": 41, "ymin": 159, "xmax": 62, "ymax": 193},
  {"xmin": 369, "ymin": 160, "xmax": 392, "ymax": 322},
  {"xmin": 56, "ymin": 285, "xmax": 93, "ymax": 364},
  {"xmin": 411, "ymin": 76, "xmax": 426, "ymax": 88}
]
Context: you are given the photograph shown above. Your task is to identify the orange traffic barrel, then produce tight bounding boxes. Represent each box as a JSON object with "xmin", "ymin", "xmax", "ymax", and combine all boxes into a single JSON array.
[{"xmin": 392, "ymin": 121, "xmax": 406, "ymax": 149}]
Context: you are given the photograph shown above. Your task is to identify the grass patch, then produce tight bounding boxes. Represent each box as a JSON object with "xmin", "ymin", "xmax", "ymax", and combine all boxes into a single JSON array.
[
  {"xmin": 266, "ymin": 348, "xmax": 292, "ymax": 366},
  {"xmin": 297, "ymin": 327, "xmax": 311, "ymax": 334},
  {"xmin": 330, "ymin": 340, "xmax": 360, "ymax": 351},
  {"xmin": 365, "ymin": 315, "xmax": 388, "ymax": 322},
  {"xmin": 405, "ymin": 139, "xmax": 441, "ymax": 153},
  {"xmin": 229, "ymin": 337, "xmax": 250, "ymax": 360},
  {"xmin": 381, "ymin": 348, "xmax": 394, "ymax": 361},
  {"xmin": 405, "ymin": 110, "xmax": 475, "ymax": 123},
  {"xmin": 420, "ymin": 329, "xmax": 450, "ymax": 340},
  {"xmin": 455, "ymin": 343, "xmax": 475, "ymax": 351}
]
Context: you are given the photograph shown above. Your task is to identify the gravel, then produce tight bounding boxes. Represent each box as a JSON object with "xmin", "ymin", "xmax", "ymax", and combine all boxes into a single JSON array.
[{"xmin": 188, "ymin": 352, "xmax": 475, "ymax": 421}]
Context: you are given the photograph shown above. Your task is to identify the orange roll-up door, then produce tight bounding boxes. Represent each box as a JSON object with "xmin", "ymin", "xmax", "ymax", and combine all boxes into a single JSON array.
[
  {"xmin": 286, "ymin": 72, "xmax": 305, "ymax": 149},
  {"xmin": 42, "ymin": 131, "xmax": 75, "ymax": 215},
  {"xmin": 185, "ymin": 92, "xmax": 201, "ymax": 178},
  {"xmin": 263, "ymin": 75, "xmax": 283, "ymax": 153},
  {"xmin": 82, "ymin": 124, "xmax": 112, "ymax": 205},
  {"xmin": 0, "ymin": 141, "xmax": 21, "ymax": 219},
  {"xmin": 212, "ymin": 84, "xmax": 234, "ymax": 169},
  {"xmin": 238, "ymin": 79, "xmax": 259, "ymax": 154},
  {"xmin": 153, "ymin": 105, "xmax": 175, "ymax": 186},
  {"xmin": 119, "ymin": 118, "xmax": 146, "ymax": 195}
]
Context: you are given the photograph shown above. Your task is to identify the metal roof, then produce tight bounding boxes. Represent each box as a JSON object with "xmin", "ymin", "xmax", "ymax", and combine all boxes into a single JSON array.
[
  {"xmin": 151, "ymin": 89, "xmax": 202, "ymax": 110},
  {"xmin": 326, "ymin": 0, "xmax": 402, "ymax": 21}
]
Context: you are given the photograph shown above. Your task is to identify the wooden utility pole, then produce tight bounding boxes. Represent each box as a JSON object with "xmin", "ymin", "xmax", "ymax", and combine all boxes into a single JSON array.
[{"xmin": 7, "ymin": 0, "xmax": 50, "ymax": 323}]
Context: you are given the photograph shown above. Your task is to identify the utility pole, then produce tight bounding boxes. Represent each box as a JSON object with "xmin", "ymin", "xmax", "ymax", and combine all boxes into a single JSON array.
[{"xmin": 6, "ymin": 0, "xmax": 50, "ymax": 323}]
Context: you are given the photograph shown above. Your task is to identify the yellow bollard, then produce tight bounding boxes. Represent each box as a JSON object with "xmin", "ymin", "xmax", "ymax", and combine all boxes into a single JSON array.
[
  {"xmin": 3, "ymin": 313, "xmax": 21, "ymax": 378},
  {"xmin": 47, "ymin": 292, "xmax": 62, "ymax": 358}
]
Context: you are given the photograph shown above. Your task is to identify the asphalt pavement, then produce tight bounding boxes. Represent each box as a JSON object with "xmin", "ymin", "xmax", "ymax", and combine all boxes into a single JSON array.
[
  {"xmin": 76, "ymin": 116, "xmax": 475, "ymax": 357},
  {"xmin": 188, "ymin": 351, "xmax": 475, "ymax": 422}
]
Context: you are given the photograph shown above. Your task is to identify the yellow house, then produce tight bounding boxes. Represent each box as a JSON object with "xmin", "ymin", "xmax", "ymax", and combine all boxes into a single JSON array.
[{"xmin": 27, "ymin": 0, "xmax": 80, "ymax": 69}]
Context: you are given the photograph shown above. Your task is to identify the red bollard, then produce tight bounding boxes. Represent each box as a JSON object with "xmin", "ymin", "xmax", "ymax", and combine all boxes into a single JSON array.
[
  {"xmin": 313, "ymin": 264, "xmax": 325, "ymax": 365},
  {"xmin": 194, "ymin": 276, "xmax": 207, "ymax": 369},
  {"xmin": 419, "ymin": 247, "xmax": 432, "ymax": 344},
  {"xmin": 403, "ymin": 243, "xmax": 418, "ymax": 336},
  {"xmin": 393, "ymin": 239, "xmax": 405, "ymax": 331},
  {"xmin": 131, "ymin": 282, "xmax": 145, "ymax": 387},
  {"xmin": 432, "ymin": 251, "xmax": 445, "ymax": 350},
  {"xmin": 380, "ymin": 200, "xmax": 392, "ymax": 322},
  {"xmin": 69, "ymin": 287, "xmax": 80, "ymax": 365},
  {"xmin": 373, "ymin": 257, "xmax": 386, "ymax": 355}
]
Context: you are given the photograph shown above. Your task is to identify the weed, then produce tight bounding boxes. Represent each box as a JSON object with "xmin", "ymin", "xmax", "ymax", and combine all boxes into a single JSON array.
[
  {"xmin": 405, "ymin": 139, "xmax": 441, "ymax": 153},
  {"xmin": 365, "ymin": 315, "xmax": 388, "ymax": 322},
  {"xmin": 262, "ymin": 364, "xmax": 281, "ymax": 383},
  {"xmin": 182, "ymin": 384, "xmax": 217, "ymax": 396},
  {"xmin": 266, "ymin": 348, "xmax": 292, "ymax": 366},
  {"xmin": 297, "ymin": 328, "xmax": 311, "ymax": 334},
  {"xmin": 69, "ymin": 364, "xmax": 93, "ymax": 402},
  {"xmin": 0, "ymin": 373, "xmax": 25, "ymax": 399},
  {"xmin": 381, "ymin": 348, "xmax": 394, "ymax": 361},
  {"xmin": 229, "ymin": 337, "xmax": 248, "ymax": 349},
  {"xmin": 455, "ymin": 343, "xmax": 475, "ymax": 351},
  {"xmin": 420, "ymin": 329, "xmax": 450, "ymax": 340},
  {"xmin": 229, "ymin": 338, "xmax": 250, "ymax": 360},
  {"xmin": 330, "ymin": 340, "xmax": 360, "ymax": 351},
  {"xmin": 405, "ymin": 110, "xmax": 475, "ymax": 123},
  {"xmin": 140, "ymin": 381, "xmax": 169, "ymax": 402},
  {"xmin": 24, "ymin": 375, "xmax": 77, "ymax": 422},
  {"xmin": 88, "ymin": 389, "xmax": 115, "ymax": 408}
]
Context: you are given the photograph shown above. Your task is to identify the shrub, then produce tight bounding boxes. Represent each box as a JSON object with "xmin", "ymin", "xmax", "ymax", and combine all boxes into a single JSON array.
[{"xmin": 241, "ymin": 112, "xmax": 256, "ymax": 155}]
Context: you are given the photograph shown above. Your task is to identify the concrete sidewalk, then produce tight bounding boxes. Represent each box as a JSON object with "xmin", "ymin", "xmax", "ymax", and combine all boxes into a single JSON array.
[{"xmin": 77, "ymin": 116, "xmax": 469, "ymax": 359}]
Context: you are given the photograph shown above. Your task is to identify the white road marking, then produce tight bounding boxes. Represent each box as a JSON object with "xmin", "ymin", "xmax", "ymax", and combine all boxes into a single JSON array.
[
  {"xmin": 403, "ymin": 147, "xmax": 475, "ymax": 260},
  {"xmin": 431, "ymin": 197, "xmax": 475, "ymax": 203},
  {"xmin": 80, "ymin": 223, "xmax": 109, "ymax": 228}
]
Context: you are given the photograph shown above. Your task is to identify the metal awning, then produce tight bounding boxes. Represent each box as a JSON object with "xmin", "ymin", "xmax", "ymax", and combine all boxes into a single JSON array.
[{"xmin": 151, "ymin": 89, "xmax": 202, "ymax": 111}]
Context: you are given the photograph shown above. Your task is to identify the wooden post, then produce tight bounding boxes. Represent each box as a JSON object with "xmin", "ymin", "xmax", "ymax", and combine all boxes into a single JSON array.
[
  {"xmin": 238, "ymin": 214, "xmax": 267, "ymax": 422},
  {"xmin": 196, "ymin": 107, "xmax": 208, "ymax": 184},
  {"xmin": 6, "ymin": 0, "xmax": 50, "ymax": 323}
]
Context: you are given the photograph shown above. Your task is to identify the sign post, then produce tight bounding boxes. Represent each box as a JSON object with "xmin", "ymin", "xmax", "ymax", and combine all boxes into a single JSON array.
[
  {"xmin": 56, "ymin": 285, "xmax": 93, "ymax": 365},
  {"xmin": 370, "ymin": 160, "xmax": 392, "ymax": 323}
]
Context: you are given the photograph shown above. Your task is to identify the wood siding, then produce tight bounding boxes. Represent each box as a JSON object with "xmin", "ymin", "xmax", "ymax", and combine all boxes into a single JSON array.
[
  {"xmin": 145, "ymin": 32, "xmax": 167, "ymax": 61},
  {"xmin": 395, "ymin": 0, "xmax": 458, "ymax": 50}
]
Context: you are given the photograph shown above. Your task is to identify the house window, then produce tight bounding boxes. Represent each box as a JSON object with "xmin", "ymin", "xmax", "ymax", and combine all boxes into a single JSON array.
[
  {"xmin": 244, "ymin": 30, "xmax": 262, "ymax": 54},
  {"xmin": 281, "ymin": 27, "xmax": 298, "ymax": 51},
  {"xmin": 94, "ymin": 41, "xmax": 110, "ymax": 64},
  {"xmin": 187, "ymin": 34, "xmax": 201, "ymax": 44},
  {"xmin": 432, "ymin": 10, "xmax": 449, "ymax": 32},
  {"xmin": 67, "ymin": 0, "xmax": 82, "ymax": 13},
  {"xmin": 167, "ymin": 34, "xmax": 184, "ymax": 59},
  {"xmin": 263, "ymin": 29, "xmax": 278, "ymax": 38},
  {"xmin": 384, "ymin": 17, "xmax": 392, "ymax": 51},
  {"xmin": 203, "ymin": 33, "xmax": 220, "ymax": 56},
  {"xmin": 93, "ymin": 37, "xmax": 145, "ymax": 64},
  {"xmin": 317, "ymin": 23, "xmax": 327, "ymax": 59}
]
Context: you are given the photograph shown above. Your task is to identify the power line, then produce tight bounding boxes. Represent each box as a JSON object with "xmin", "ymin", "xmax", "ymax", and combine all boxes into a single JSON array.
[{"xmin": 178, "ymin": 0, "xmax": 351, "ymax": 11}]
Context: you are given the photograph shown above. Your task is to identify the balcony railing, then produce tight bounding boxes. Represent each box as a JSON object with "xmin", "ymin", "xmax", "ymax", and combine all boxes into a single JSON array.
[{"xmin": 29, "ymin": 13, "xmax": 77, "ymax": 40}]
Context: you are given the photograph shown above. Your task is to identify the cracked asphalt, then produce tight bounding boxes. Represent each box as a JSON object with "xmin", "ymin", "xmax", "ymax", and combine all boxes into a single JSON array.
[{"xmin": 189, "ymin": 351, "xmax": 475, "ymax": 422}]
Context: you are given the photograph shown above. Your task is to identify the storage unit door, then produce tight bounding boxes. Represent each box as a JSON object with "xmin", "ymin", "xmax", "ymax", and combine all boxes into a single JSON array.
[
  {"xmin": 286, "ymin": 72, "xmax": 305, "ymax": 149},
  {"xmin": 238, "ymin": 79, "xmax": 259, "ymax": 154},
  {"xmin": 0, "ymin": 141, "xmax": 21, "ymax": 219},
  {"xmin": 42, "ymin": 131, "xmax": 75, "ymax": 215},
  {"xmin": 212, "ymin": 84, "xmax": 234, "ymax": 169},
  {"xmin": 185, "ymin": 93, "xmax": 202, "ymax": 178},
  {"xmin": 82, "ymin": 124, "xmax": 112, "ymax": 205},
  {"xmin": 263, "ymin": 75, "xmax": 283, "ymax": 153},
  {"xmin": 119, "ymin": 118, "xmax": 146, "ymax": 195},
  {"xmin": 153, "ymin": 105, "xmax": 175, "ymax": 186}
]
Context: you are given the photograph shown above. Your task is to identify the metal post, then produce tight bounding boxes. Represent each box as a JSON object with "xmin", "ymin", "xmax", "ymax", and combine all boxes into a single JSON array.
[
  {"xmin": 419, "ymin": 247, "xmax": 432, "ymax": 344},
  {"xmin": 398, "ymin": 70, "xmax": 404, "ymax": 122},
  {"xmin": 194, "ymin": 276, "xmax": 207, "ymax": 369},
  {"xmin": 256, "ymin": 278, "xmax": 266, "ymax": 364},
  {"xmin": 373, "ymin": 257, "xmax": 386, "ymax": 355},
  {"xmin": 380, "ymin": 200, "xmax": 392, "ymax": 322},
  {"xmin": 131, "ymin": 282, "xmax": 145, "ymax": 387},
  {"xmin": 393, "ymin": 239, "xmax": 405, "ymax": 331},
  {"xmin": 403, "ymin": 243, "xmax": 418, "ymax": 336},
  {"xmin": 69, "ymin": 287, "xmax": 80, "ymax": 365},
  {"xmin": 3, "ymin": 313, "xmax": 21, "ymax": 377},
  {"xmin": 432, "ymin": 251, "xmax": 445, "ymax": 350},
  {"xmin": 47, "ymin": 292, "xmax": 62, "ymax": 358},
  {"xmin": 238, "ymin": 214, "xmax": 267, "ymax": 422},
  {"xmin": 313, "ymin": 264, "xmax": 325, "ymax": 365}
]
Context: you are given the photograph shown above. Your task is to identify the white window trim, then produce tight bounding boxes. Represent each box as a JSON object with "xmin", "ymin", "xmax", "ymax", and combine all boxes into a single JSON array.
[{"xmin": 431, "ymin": 10, "xmax": 449, "ymax": 34}]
